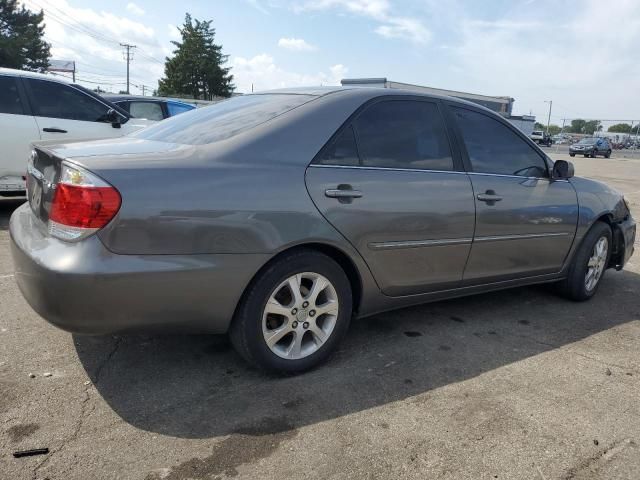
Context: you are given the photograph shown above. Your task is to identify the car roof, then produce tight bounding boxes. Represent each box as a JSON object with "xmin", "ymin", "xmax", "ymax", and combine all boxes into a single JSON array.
[{"xmin": 0, "ymin": 67, "xmax": 72, "ymax": 84}]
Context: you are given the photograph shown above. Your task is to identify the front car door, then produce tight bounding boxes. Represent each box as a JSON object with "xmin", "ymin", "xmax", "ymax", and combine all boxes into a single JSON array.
[
  {"xmin": 22, "ymin": 78, "xmax": 126, "ymax": 142},
  {"xmin": 447, "ymin": 104, "xmax": 579, "ymax": 283},
  {"xmin": 306, "ymin": 98, "xmax": 476, "ymax": 296},
  {"xmin": 0, "ymin": 74, "xmax": 40, "ymax": 192}
]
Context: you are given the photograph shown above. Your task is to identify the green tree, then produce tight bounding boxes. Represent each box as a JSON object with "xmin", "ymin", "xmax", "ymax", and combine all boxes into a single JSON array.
[
  {"xmin": 0, "ymin": 0, "xmax": 50, "ymax": 71},
  {"xmin": 158, "ymin": 14, "xmax": 233, "ymax": 100},
  {"xmin": 567, "ymin": 119, "xmax": 586, "ymax": 134},
  {"xmin": 608, "ymin": 123, "xmax": 633, "ymax": 133},
  {"xmin": 584, "ymin": 120, "xmax": 601, "ymax": 135},
  {"xmin": 534, "ymin": 122, "xmax": 561, "ymax": 135}
]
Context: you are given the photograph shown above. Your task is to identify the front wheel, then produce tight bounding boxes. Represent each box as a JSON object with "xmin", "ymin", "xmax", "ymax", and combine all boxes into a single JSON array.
[
  {"xmin": 570, "ymin": 153, "xmax": 576, "ymax": 157},
  {"xmin": 557, "ymin": 222, "xmax": 612, "ymax": 301},
  {"xmin": 605, "ymin": 150, "xmax": 611, "ymax": 158},
  {"xmin": 230, "ymin": 250, "xmax": 352, "ymax": 372}
]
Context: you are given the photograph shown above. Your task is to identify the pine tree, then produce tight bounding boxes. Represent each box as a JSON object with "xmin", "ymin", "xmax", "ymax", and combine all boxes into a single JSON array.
[
  {"xmin": 158, "ymin": 14, "xmax": 234, "ymax": 100},
  {"xmin": 0, "ymin": 0, "xmax": 50, "ymax": 71}
]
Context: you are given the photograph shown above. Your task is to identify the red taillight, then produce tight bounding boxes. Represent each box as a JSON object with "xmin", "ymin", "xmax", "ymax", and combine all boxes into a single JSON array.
[
  {"xmin": 47, "ymin": 162, "xmax": 121, "ymax": 241},
  {"xmin": 50, "ymin": 183, "xmax": 121, "ymax": 229}
]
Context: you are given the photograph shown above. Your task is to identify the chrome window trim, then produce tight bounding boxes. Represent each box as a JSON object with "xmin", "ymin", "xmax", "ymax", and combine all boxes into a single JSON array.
[
  {"xmin": 308, "ymin": 164, "xmax": 467, "ymax": 175},
  {"xmin": 369, "ymin": 238, "xmax": 473, "ymax": 250},
  {"xmin": 307, "ymin": 163, "xmax": 568, "ymax": 181}
]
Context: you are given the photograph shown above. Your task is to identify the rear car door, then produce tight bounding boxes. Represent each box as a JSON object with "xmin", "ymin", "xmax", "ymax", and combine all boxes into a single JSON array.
[
  {"xmin": 0, "ymin": 75, "xmax": 40, "ymax": 192},
  {"xmin": 448, "ymin": 104, "xmax": 579, "ymax": 283},
  {"xmin": 23, "ymin": 78, "xmax": 125, "ymax": 142},
  {"xmin": 306, "ymin": 98, "xmax": 475, "ymax": 296}
]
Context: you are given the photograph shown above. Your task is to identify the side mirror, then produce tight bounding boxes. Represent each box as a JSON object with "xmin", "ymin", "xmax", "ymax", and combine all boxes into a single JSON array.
[
  {"xmin": 552, "ymin": 160, "xmax": 574, "ymax": 179},
  {"xmin": 106, "ymin": 109, "xmax": 122, "ymax": 128}
]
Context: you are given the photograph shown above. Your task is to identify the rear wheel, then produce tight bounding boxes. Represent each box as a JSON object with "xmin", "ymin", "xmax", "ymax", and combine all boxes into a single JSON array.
[
  {"xmin": 570, "ymin": 153, "xmax": 575, "ymax": 157},
  {"xmin": 557, "ymin": 222, "xmax": 612, "ymax": 301},
  {"xmin": 605, "ymin": 150, "xmax": 612, "ymax": 158},
  {"xmin": 229, "ymin": 250, "xmax": 352, "ymax": 372}
]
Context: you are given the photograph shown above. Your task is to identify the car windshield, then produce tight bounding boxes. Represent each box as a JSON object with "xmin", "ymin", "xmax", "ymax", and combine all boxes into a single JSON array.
[
  {"xmin": 131, "ymin": 94, "xmax": 315, "ymax": 145},
  {"xmin": 577, "ymin": 138, "xmax": 597, "ymax": 145}
]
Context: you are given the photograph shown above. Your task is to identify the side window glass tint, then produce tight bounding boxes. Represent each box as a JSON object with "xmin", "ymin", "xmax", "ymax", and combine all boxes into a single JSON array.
[
  {"xmin": 354, "ymin": 100, "xmax": 453, "ymax": 171},
  {"xmin": 130, "ymin": 102, "xmax": 164, "ymax": 121},
  {"xmin": 26, "ymin": 79, "xmax": 111, "ymax": 122},
  {"xmin": 0, "ymin": 76, "xmax": 25, "ymax": 115},
  {"xmin": 167, "ymin": 102, "xmax": 195, "ymax": 116},
  {"xmin": 317, "ymin": 125, "xmax": 360, "ymax": 166},
  {"xmin": 452, "ymin": 107, "xmax": 547, "ymax": 177}
]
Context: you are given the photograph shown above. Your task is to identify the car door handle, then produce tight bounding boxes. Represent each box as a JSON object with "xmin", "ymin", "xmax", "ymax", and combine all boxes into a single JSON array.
[
  {"xmin": 325, "ymin": 189, "xmax": 363, "ymax": 199},
  {"xmin": 43, "ymin": 128, "xmax": 67, "ymax": 133},
  {"xmin": 477, "ymin": 190, "xmax": 503, "ymax": 205}
]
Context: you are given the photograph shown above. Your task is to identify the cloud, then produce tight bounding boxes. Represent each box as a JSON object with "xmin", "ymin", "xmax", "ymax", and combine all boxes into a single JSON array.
[
  {"xmin": 230, "ymin": 53, "xmax": 347, "ymax": 92},
  {"xmin": 278, "ymin": 37, "xmax": 317, "ymax": 51},
  {"xmin": 294, "ymin": 0, "xmax": 429, "ymax": 44},
  {"xmin": 125, "ymin": 2, "xmax": 145, "ymax": 16},
  {"xmin": 167, "ymin": 24, "xmax": 181, "ymax": 40},
  {"xmin": 375, "ymin": 17, "xmax": 430, "ymax": 44},
  {"xmin": 20, "ymin": 0, "xmax": 164, "ymax": 95}
]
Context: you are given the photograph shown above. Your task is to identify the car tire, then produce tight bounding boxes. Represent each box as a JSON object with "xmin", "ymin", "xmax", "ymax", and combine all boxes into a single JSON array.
[
  {"xmin": 570, "ymin": 153, "xmax": 575, "ymax": 157},
  {"xmin": 584, "ymin": 154, "xmax": 589, "ymax": 158},
  {"xmin": 591, "ymin": 150, "xmax": 597, "ymax": 158},
  {"xmin": 605, "ymin": 150, "xmax": 611, "ymax": 158},
  {"xmin": 229, "ymin": 249, "xmax": 353, "ymax": 373},
  {"xmin": 557, "ymin": 222, "xmax": 612, "ymax": 301}
]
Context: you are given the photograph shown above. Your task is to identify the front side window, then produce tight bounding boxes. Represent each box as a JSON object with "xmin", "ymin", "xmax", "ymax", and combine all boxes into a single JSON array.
[
  {"xmin": 0, "ymin": 76, "xmax": 25, "ymax": 115},
  {"xmin": 26, "ymin": 79, "xmax": 111, "ymax": 122},
  {"xmin": 129, "ymin": 101, "xmax": 164, "ymax": 121},
  {"xmin": 354, "ymin": 100, "xmax": 453, "ymax": 171},
  {"xmin": 452, "ymin": 107, "xmax": 548, "ymax": 177}
]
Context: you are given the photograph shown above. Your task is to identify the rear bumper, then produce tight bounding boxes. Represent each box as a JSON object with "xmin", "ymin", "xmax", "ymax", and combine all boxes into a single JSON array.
[
  {"xmin": 10, "ymin": 204, "xmax": 268, "ymax": 334},
  {"xmin": 0, "ymin": 175, "xmax": 26, "ymax": 194}
]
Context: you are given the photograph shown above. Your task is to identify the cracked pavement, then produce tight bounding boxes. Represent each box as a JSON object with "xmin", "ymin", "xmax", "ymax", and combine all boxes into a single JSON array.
[{"xmin": 1, "ymin": 153, "xmax": 639, "ymax": 480}]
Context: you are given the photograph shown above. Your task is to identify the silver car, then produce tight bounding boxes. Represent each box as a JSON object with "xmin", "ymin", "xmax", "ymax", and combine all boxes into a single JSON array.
[{"xmin": 10, "ymin": 87, "xmax": 636, "ymax": 372}]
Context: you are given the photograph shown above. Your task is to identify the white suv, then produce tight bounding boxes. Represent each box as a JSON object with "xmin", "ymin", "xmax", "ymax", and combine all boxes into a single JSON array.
[{"xmin": 0, "ymin": 68, "xmax": 154, "ymax": 195}]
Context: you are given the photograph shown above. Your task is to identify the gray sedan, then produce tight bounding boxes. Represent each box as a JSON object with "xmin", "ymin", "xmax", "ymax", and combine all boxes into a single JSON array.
[{"xmin": 10, "ymin": 87, "xmax": 636, "ymax": 372}]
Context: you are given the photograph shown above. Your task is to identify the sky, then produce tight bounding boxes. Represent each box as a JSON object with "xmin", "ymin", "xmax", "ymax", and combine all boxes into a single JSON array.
[{"xmin": 18, "ymin": 0, "xmax": 640, "ymax": 125}]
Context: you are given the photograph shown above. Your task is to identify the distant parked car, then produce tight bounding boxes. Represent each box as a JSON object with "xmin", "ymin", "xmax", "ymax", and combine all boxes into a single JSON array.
[
  {"xmin": 103, "ymin": 95, "xmax": 196, "ymax": 121},
  {"xmin": 0, "ymin": 68, "xmax": 154, "ymax": 196},
  {"xmin": 569, "ymin": 138, "xmax": 612, "ymax": 158},
  {"xmin": 11, "ymin": 87, "xmax": 636, "ymax": 372},
  {"xmin": 530, "ymin": 130, "xmax": 552, "ymax": 146}
]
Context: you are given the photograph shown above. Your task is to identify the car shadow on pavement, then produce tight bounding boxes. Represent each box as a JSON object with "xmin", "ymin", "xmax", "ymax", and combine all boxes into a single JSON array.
[
  {"xmin": 73, "ymin": 268, "xmax": 640, "ymax": 439},
  {"xmin": 0, "ymin": 198, "xmax": 25, "ymax": 231}
]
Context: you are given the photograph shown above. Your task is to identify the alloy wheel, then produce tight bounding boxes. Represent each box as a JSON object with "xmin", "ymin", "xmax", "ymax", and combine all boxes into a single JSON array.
[
  {"xmin": 262, "ymin": 272, "xmax": 339, "ymax": 360},
  {"xmin": 585, "ymin": 236, "xmax": 608, "ymax": 292}
]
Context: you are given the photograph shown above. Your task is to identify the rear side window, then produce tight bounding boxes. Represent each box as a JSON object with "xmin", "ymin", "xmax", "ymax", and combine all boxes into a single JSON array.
[
  {"xmin": 25, "ymin": 78, "xmax": 112, "ymax": 122},
  {"xmin": 354, "ymin": 100, "xmax": 453, "ymax": 171},
  {"xmin": 130, "ymin": 101, "xmax": 164, "ymax": 121},
  {"xmin": 452, "ymin": 107, "xmax": 548, "ymax": 177},
  {"xmin": 132, "ymin": 94, "xmax": 314, "ymax": 145},
  {"xmin": 317, "ymin": 125, "xmax": 360, "ymax": 166},
  {"xmin": 167, "ymin": 102, "xmax": 195, "ymax": 116},
  {"xmin": 0, "ymin": 76, "xmax": 25, "ymax": 115}
]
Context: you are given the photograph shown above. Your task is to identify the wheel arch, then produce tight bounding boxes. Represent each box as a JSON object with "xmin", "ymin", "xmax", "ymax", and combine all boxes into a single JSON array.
[{"xmin": 231, "ymin": 242, "xmax": 364, "ymax": 324}]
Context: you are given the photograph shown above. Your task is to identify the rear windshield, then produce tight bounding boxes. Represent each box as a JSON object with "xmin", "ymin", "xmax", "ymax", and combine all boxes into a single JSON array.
[{"xmin": 131, "ymin": 94, "xmax": 314, "ymax": 145}]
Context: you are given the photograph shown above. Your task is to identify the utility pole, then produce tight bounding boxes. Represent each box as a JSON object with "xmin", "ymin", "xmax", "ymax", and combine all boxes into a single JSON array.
[
  {"xmin": 544, "ymin": 100, "xmax": 552, "ymax": 135},
  {"xmin": 141, "ymin": 85, "xmax": 146, "ymax": 96},
  {"xmin": 120, "ymin": 43, "xmax": 136, "ymax": 94}
]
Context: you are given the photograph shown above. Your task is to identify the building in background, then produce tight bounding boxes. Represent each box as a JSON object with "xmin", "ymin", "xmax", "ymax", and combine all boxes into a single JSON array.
[{"xmin": 340, "ymin": 78, "xmax": 534, "ymax": 134}]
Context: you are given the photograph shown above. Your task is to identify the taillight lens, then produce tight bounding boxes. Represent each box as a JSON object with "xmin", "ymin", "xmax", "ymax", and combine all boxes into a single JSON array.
[{"xmin": 48, "ymin": 163, "xmax": 121, "ymax": 241}]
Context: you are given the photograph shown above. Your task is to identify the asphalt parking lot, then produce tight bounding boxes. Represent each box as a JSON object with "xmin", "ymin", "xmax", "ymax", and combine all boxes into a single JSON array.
[{"xmin": 1, "ymin": 154, "xmax": 639, "ymax": 480}]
